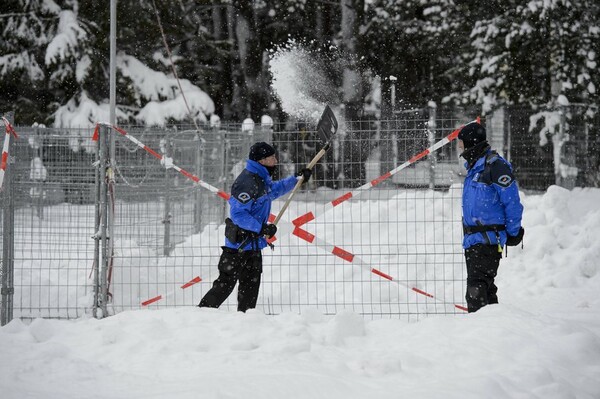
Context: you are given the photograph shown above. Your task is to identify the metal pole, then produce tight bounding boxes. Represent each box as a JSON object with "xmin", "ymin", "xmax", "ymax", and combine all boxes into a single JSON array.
[
  {"xmin": 194, "ymin": 134, "xmax": 203, "ymax": 234},
  {"xmin": 98, "ymin": 124, "xmax": 110, "ymax": 317},
  {"xmin": 428, "ymin": 104, "xmax": 437, "ymax": 190},
  {"xmin": 221, "ymin": 128, "xmax": 229, "ymax": 221},
  {"xmin": 556, "ymin": 108, "xmax": 566, "ymax": 187},
  {"xmin": 109, "ymin": 0, "xmax": 117, "ymax": 128},
  {"xmin": 163, "ymin": 134, "xmax": 172, "ymax": 256},
  {"xmin": 108, "ymin": 1, "xmax": 117, "ymax": 296},
  {"xmin": 1, "ymin": 111, "xmax": 15, "ymax": 326},
  {"xmin": 93, "ymin": 124, "xmax": 101, "ymax": 318}
]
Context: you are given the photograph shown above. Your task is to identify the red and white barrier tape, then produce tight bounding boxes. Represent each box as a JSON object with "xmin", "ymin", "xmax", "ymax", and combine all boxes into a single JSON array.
[
  {"xmin": 93, "ymin": 123, "xmax": 230, "ymax": 201},
  {"xmin": 141, "ymin": 276, "xmax": 202, "ymax": 306},
  {"xmin": 100, "ymin": 123, "xmax": 468, "ymax": 311},
  {"xmin": 291, "ymin": 118, "xmax": 479, "ymax": 227},
  {"xmin": 290, "ymin": 224, "xmax": 467, "ymax": 312},
  {"xmin": 0, "ymin": 117, "xmax": 19, "ymax": 190}
]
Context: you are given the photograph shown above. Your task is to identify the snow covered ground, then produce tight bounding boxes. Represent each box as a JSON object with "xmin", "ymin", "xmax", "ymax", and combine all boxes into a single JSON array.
[{"xmin": 1, "ymin": 186, "xmax": 600, "ymax": 398}]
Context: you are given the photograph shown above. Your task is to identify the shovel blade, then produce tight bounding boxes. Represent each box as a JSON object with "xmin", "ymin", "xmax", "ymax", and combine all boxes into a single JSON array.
[{"xmin": 316, "ymin": 105, "xmax": 338, "ymax": 144}]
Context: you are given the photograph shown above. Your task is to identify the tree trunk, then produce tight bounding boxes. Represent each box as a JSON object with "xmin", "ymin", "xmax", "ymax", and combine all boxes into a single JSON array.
[
  {"xmin": 341, "ymin": 0, "xmax": 366, "ymax": 187},
  {"xmin": 232, "ymin": 0, "xmax": 267, "ymax": 120},
  {"xmin": 227, "ymin": 4, "xmax": 244, "ymax": 120}
]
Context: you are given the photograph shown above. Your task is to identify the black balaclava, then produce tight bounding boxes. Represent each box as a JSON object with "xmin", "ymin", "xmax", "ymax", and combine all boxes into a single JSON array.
[
  {"xmin": 461, "ymin": 141, "xmax": 491, "ymax": 169},
  {"xmin": 458, "ymin": 122, "xmax": 489, "ymax": 169}
]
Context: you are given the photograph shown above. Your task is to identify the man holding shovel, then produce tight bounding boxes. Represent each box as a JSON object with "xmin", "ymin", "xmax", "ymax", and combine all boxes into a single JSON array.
[{"xmin": 198, "ymin": 142, "xmax": 312, "ymax": 312}]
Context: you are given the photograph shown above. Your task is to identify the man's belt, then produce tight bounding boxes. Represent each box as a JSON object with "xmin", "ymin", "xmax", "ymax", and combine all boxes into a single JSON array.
[{"xmin": 463, "ymin": 224, "xmax": 506, "ymax": 235}]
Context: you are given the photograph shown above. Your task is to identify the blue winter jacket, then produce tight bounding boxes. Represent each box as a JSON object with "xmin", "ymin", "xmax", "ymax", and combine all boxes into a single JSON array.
[
  {"xmin": 462, "ymin": 150, "xmax": 523, "ymax": 249},
  {"xmin": 225, "ymin": 160, "xmax": 297, "ymax": 251}
]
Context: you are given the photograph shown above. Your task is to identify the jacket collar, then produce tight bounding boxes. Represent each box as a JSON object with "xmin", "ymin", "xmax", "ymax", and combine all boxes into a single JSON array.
[
  {"xmin": 246, "ymin": 159, "xmax": 272, "ymax": 183},
  {"xmin": 464, "ymin": 149, "xmax": 492, "ymax": 173}
]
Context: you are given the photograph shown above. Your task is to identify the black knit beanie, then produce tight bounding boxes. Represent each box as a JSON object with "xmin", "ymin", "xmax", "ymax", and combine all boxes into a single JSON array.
[
  {"xmin": 458, "ymin": 122, "xmax": 486, "ymax": 149},
  {"xmin": 249, "ymin": 142, "xmax": 276, "ymax": 161}
]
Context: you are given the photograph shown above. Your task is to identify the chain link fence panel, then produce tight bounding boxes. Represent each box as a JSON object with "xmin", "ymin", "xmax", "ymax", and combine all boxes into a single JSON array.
[{"xmin": 2, "ymin": 105, "xmax": 598, "ymax": 322}]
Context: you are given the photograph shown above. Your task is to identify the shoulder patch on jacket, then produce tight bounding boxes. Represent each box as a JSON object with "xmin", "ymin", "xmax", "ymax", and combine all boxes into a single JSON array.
[
  {"xmin": 231, "ymin": 170, "xmax": 266, "ymax": 204},
  {"xmin": 489, "ymin": 159, "xmax": 515, "ymax": 188},
  {"xmin": 236, "ymin": 192, "xmax": 252, "ymax": 203}
]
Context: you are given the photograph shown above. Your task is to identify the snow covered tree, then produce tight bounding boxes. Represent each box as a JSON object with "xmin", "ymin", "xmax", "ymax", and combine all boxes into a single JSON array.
[
  {"xmin": 56, "ymin": 0, "xmax": 215, "ymax": 127},
  {"xmin": 0, "ymin": 0, "xmax": 80, "ymax": 123},
  {"xmin": 361, "ymin": 0, "xmax": 461, "ymax": 113},
  {"xmin": 0, "ymin": 0, "xmax": 216, "ymax": 127},
  {"xmin": 445, "ymin": 0, "xmax": 600, "ymax": 188},
  {"xmin": 447, "ymin": 0, "xmax": 600, "ymax": 112}
]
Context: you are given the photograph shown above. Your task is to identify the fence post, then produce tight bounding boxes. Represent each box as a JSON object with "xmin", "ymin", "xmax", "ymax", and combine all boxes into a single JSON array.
[
  {"xmin": 194, "ymin": 134, "xmax": 202, "ymax": 234},
  {"xmin": 427, "ymin": 103, "xmax": 437, "ymax": 189},
  {"xmin": 1, "ymin": 112, "xmax": 15, "ymax": 326},
  {"xmin": 554, "ymin": 107, "xmax": 577, "ymax": 189},
  {"xmin": 220, "ymin": 127, "xmax": 229, "ymax": 222},
  {"xmin": 93, "ymin": 124, "xmax": 101, "ymax": 318},
  {"xmin": 93, "ymin": 123, "xmax": 110, "ymax": 318},
  {"xmin": 162, "ymin": 133, "xmax": 172, "ymax": 256}
]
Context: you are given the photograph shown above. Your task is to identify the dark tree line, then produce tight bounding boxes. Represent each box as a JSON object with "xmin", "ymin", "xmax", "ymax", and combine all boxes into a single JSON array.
[{"xmin": 1, "ymin": 0, "xmax": 598, "ymax": 126}]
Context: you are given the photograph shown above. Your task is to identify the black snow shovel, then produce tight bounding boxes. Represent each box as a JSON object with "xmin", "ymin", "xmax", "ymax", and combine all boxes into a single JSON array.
[{"xmin": 272, "ymin": 105, "xmax": 339, "ymax": 226}]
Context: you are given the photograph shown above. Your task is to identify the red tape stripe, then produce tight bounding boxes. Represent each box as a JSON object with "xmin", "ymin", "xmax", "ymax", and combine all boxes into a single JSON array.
[
  {"xmin": 409, "ymin": 149, "xmax": 430, "ymax": 164},
  {"xmin": 141, "ymin": 295, "xmax": 162, "ymax": 306},
  {"xmin": 92, "ymin": 125, "xmax": 99, "ymax": 142},
  {"xmin": 412, "ymin": 287, "xmax": 434, "ymax": 298},
  {"xmin": 292, "ymin": 212, "xmax": 315, "ymax": 227},
  {"xmin": 218, "ymin": 191, "xmax": 230, "ymax": 200},
  {"xmin": 144, "ymin": 146, "xmax": 162, "ymax": 160},
  {"xmin": 332, "ymin": 192, "xmax": 353, "ymax": 207},
  {"xmin": 181, "ymin": 276, "xmax": 202, "ymax": 289},
  {"xmin": 448, "ymin": 129, "xmax": 460, "ymax": 141},
  {"xmin": 114, "ymin": 126, "xmax": 128, "ymax": 136},
  {"xmin": 293, "ymin": 226, "xmax": 315, "ymax": 243},
  {"xmin": 5, "ymin": 123, "xmax": 18, "ymax": 138},
  {"xmin": 179, "ymin": 169, "xmax": 200, "ymax": 183},
  {"xmin": 371, "ymin": 172, "xmax": 392, "ymax": 187},
  {"xmin": 332, "ymin": 246, "xmax": 354, "ymax": 262},
  {"xmin": 455, "ymin": 305, "xmax": 468, "ymax": 312},
  {"xmin": 371, "ymin": 268, "xmax": 393, "ymax": 281},
  {"xmin": 1, "ymin": 152, "xmax": 7, "ymax": 170}
]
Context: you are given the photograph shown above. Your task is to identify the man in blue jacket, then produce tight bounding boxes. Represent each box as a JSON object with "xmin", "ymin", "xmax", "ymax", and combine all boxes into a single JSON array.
[
  {"xmin": 459, "ymin": 121, "xmax": 524, "ymax": 312},
  {"xmin": 199, "ymin": 142, "xmax": 311, "ymax": 312}
]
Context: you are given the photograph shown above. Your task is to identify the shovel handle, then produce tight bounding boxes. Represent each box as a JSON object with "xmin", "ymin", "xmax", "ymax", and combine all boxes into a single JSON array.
[{"xmin": 273, "ymin": 146, "xmax": 329, "ymax": 226}]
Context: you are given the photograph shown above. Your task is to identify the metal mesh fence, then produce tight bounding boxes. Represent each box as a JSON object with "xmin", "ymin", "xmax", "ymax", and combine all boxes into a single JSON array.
[
  {"xmin": 2, "ymin": 105, "xmax": 599, "ymax": 322},
  {"xmin": 102, "ymin": 116, "xmax": 467, "ymax": 319},
  {"xmin": 5, "ymin": 126, "xmax": 96, "ymax": 319}
]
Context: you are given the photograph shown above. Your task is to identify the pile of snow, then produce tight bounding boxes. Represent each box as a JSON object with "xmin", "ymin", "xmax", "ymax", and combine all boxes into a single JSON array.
[{"xmin": 1, "ymin": 186, "xmax": 600, "ymax": 398}]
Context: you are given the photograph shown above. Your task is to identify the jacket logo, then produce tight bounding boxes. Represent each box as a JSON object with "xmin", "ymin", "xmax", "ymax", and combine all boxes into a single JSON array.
[
  {"xmin": 498, "ymin": 175, "xmax": 512, "ymax": 186},
  {"xmin": 237, "ymin": 192, "xmax": 251, "ymax": 203}
]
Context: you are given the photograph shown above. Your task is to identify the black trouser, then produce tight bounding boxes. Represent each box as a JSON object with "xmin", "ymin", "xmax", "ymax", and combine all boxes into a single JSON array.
[
  {"xmin": 465, "ymin": 244, "xmax": 503, "ymax": 313},
  {"xmin": 199, "ymin": 247, "xmax": 262, "ymax": 312}
]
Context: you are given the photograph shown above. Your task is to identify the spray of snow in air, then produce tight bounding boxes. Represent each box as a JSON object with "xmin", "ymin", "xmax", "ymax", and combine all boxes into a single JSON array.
[{"xmin": 269, "ymin": 41, "xmax": 339, "ymax": 121}]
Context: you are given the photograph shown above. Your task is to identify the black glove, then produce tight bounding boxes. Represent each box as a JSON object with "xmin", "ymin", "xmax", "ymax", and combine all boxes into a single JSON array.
[
  {"xmin": 296, "ymin": 168, "xmax": 312, "ymax": 183},
  {"xmin": 506, "ymin": 227, "xmax": 524, "ymax": 246},
  {"xmin": 260, "ymin": 223, "xmax": 277, "ymax": 238}
]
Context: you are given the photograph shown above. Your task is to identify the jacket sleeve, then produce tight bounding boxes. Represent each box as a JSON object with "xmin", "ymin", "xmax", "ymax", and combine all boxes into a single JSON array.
[
  {"xmin": 490, "ymin": 161, "xmax": 524, "ymax": 236},
  {"xmin": 269, "ymin": 176, "xmax": 298, "ymax": 200},
  {"xmin": 229, "ymin": 197, "xmax": 262, "ymax": 233}
]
